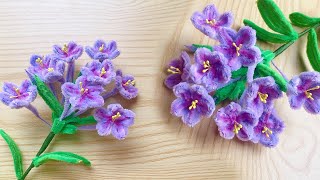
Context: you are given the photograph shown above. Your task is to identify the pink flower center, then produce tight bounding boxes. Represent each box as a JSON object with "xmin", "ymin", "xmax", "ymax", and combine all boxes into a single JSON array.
[
  {"xmin": 232, "ymin": 42, "xmax": 242, "ymax": 57},
  {"xmin": 188, "ymin": 100, "xmax": 198, "ymax": 110},
  {"xmin": 202, "ymin": 60, "xmax": 211, "ymax": 73},
  {"xmin": 233, "ymin": 122, "xmax": 242, "ymax": 134},
  {"xmin": 167, "ymin": 66, "xmax": 181, "ymax": 74},
  {"xmin": 305, "ymin": 85, "xmax": 320, "ymax": 100},
  {"xmin": 258, "ymin": 92, "xmax": 268, "ymax": 104},
  {"xmin": 262, "ymin": 126, "xmax": 272, "ymax": 138},
  {"xmin": 111, "ymin": 112, "xmax": 121, "ymax": 121},
  {"xmin": 205, "ymin": 19, "xmax": 216, "ymax": 26}
]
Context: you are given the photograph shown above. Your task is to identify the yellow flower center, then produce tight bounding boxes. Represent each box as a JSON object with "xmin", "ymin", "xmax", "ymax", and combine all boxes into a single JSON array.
[
  {"xmin": 167, "ymin": 66, "xmax": 181, "ymax": 74},
  {"xmin": 47, "ymin": 68, "xmax": 54, "ymax": 72},
  {"xmin": 232, "ymin": 42, "xmax": 243, "ymax": 57},
  {"xmin": 79, "ymin": 82, "xmax": 89, "ymax": 94},
  {"xmin": 123, "ymin": 79, "xmax": 135, "ymax": 86},
  {"xmin": 202, "ymin": 60, "xmax": 211, "ymax": 73},
  {"xmin": 258, "ymin": 92, "xmax": 268, "ymax": 104},
  {"xmin": 205, "ymin": 19, "xmax": 216, "ymax": 26},
  {"xmin": 100, "ymin": 67, "xmax": 107, "ymax": 77},
  {"xmin": 10, "ymin": 88, "xmax": 21, "ymax": 99},
  {"xmin": 262, "ymin": 126, "xmax": 273, "ymax": 138},
  {"xmin": 188, "ymin": 100, "xmax": 198, "ymax": 110},
  {"xmin": 305, "ymin": 85, "xmax": 320, "ymax": 101},
  {"xmin": 36, "ymin": 57, "xmax": 43, "ymax": 67},
  {"xmin": 99, "ymin": 44, "xmax": 104, "ymax": 52},
  {"xmin": 62, "ymin": 44, "xmax": 68, "ymax": 53},
  {"xmin": 111, "ymin": 112, "xmax": 121, "ymax": 121},
  {"xmin": 233, "ymin": 122, "xmax": 243, "ymax": 134}
]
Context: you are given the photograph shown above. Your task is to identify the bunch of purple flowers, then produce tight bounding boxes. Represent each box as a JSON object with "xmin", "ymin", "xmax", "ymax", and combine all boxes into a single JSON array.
[
  {"xmin": 165, "ymin": 4, "xmax": 320, "ymax": 148},
  {"xmin": 0, "ymin": 40, "xmax": 138, "ymax": 179}
]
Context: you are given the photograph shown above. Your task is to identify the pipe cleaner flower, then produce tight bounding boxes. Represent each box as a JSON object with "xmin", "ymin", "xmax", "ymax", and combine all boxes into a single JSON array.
[
  {"xmin": 191, "ymin": 4, "xmax": 233, "ymax": 39},
  {"xmin": 94, "ymin": 104, "xmax": 135, "ymax": 140},
  {"xmin": 190, "ymin": 48, "xmax": 231, "ymax": 92},
  {"xmin": 62, "ymin": 76, "xmax": 104, "ymax": 111},
  {"xmin": 164, "ymin": 51, "xmax": 191, "ymax": 89},
  {"xmin": 214, "ymin": 26, "xmax": 261, "ymax": 71},
  {"xmin": 215, "ymin": 102, "xmax": 258, "ymax": 141},
  {"xmin": 171, "ymin": 82, "xmax": 215, "ymax": 127},
  {"xmin": 85, "ymin": 39, "xmax": 120, "ymax": 61},
  {"xmin": 53, "ymin": 41, "xmax": 83, "ymax": 63},
  {"xmin": 28, "ymin": 55, "xmax": 65, "ymax": 83},
  {"xmin": 81, "ymin": 60, "xmax": 115, "ymax": 86},
  {"xmin": 251, "ymin": 109, "xmax": 285, "ymax": 148},
  {"xmin": 240, "ymin": 77, "xmax": 282, "ymax": 116},
  {"xmin": 287, "ymin": 71, "xmax": 320, "ymax": 114},
  {"xmin": 0, "ymin": 80, "xmax": 37, "ymax": 109},
  {"xmin": 115, "ymin": 70, "xmax": 138, "ymax": 99}
]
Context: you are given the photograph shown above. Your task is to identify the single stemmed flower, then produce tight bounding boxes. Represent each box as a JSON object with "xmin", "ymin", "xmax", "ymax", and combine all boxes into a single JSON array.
[
  {"xmin": 251, "ymin": 110, "xmax": 285, "ymax": 148},
  {"xmin": 215, "ymin": 102, "xmax": 258, "ymax": 141},
  {"xmin": 164, "ymin": 51, "xmax": 191, "ymax": 89},
  {"xmin": 240, "ymin": 77, "xmax": 282, "ymax": 117},
  {"xmin": 190, "ymin": 48, "xmax": 231, "ymax": 92},
  {"xmin": 94, "ymin": 104, "xmax": 135, "ymax": 140},
  {"xmin": 214, "ymin": 26, "xmax": 261, "ymax": 71},
  {"xmin": 61, "ymin": 76, "xmax": 104, "ymax": 116},
  {"xmin": 85, "ymin": 39, "xmax": 120, "ymax": 61},
  {"xmin": 171, "ymin": 82, "xmax": 215, "ymax": 127},
  {"xmin": 287, "ymin": 71, "xmax": 320, "ymax": 114},
  {"xmin": 81, "ymin": 60, "xmax": 115, "ymax": 86},
  {"xmin": 53, "ymin": 41, "xmax": 83, "ymax": 82},
  {"xmin": 28, "ymin": 54, "xmax": 65, "ymax": 83},
  {"xmin": 191, "ymin": 4, "xmax": 233, "ymax": 39}
]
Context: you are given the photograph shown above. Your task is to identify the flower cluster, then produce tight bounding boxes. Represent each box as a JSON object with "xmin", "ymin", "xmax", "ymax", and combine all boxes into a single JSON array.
[
  {"xmin": 165, "ymin": 4, "xmax": 320, "ymax": 148},
  {"xmin": 0, "ymin": 39, "xmax": 138, "ymax": 140}
]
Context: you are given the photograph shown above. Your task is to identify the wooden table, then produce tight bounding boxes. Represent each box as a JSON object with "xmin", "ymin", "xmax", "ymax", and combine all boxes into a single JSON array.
[{"xmin": 1, "ymin": 0, "xmax": 320, "ymax": 179}]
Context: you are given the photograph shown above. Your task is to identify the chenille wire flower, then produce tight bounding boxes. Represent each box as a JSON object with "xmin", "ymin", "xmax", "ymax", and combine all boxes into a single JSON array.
[
  {"xmin": 85, "ymin": 39, "xmax": 120, "ymax": 61},
  {"xmin": 81, "ymin": 60, "xmax": 115, "ymax": 86}
]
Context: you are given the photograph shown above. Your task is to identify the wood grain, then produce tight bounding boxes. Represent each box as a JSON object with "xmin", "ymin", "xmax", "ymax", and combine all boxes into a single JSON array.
[{"xmin": 0, "ymin": 0, "xmax": 320, "ymax": 179}]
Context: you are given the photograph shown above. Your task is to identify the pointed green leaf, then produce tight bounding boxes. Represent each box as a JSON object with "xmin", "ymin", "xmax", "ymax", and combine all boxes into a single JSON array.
[
  {"xmin": 257, "ymin": 0, "xmax": 298, "ymax": 37},
  {"xmin": 231, "ymin": 67, "xmax": 248, "ymax": 78},
  {"xmin": 33, "ymin": 76, "xmax": 63, "ymax": 115},
  {"xmin": 214, "ymin": 82, "xmax": 237, "ymax": 104},
  {"xmin": 192, "ymin": 44, "xmax": 213, "ymax": 51},
  {"xmin": 306, "ymin": 29, "xmax": 320, "ymax": 72},
  {"xmin": 261, "ymin": 49, "xmax": 275, "ymax": 65},
  {"xmin": 33, "ymin": 152, "xmax": 91, "ymax": 167},
  {"xmin": 68, "ymin": 116, "xmax": 97, "ymax": 126},
  {"xmin": 61, "ymin": 124, "xmax": 78, "ymax": 134},
  {"xmin": 229, "ymin": 80, "xmax": 246, "ymax": 101},
  {"xmin": 244, "ymin": 19, "xmax": 294, "ymax": 43},
  {"xmin": 289, "ymin": 12, "xmax": 320, "ymax": 27},
  {"xmin": 0, "ymin": 129, "xmax": 23, "ymax": 179}
]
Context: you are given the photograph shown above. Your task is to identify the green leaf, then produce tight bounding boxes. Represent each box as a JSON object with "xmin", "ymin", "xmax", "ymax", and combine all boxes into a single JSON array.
[
  {"xmin": 191, "ymin": 44, "xmax": 213, "ymax": 51},
  {"xmin": 0, "ymin": 129, "xmax": 23, "ymax": 179},
  {"xmin": 68, "ymin": 116, "xmax": 97, "ymax": 126},
  {"xmin": 229, "ymin": 80, "xmax": 246, "ymax": 101},
  {"xmin": 231, "ymin": 67, "xmax": 248, "ymax": 78},
  {"xmin": 289, "ymin": 12, "xmax": 320, "ymax": 27},
  {"xmin": 33, "ymin": 76, "xmax": 63, "ymax": 115},
  {"xmin": 256, "ymin": 63, "xmax": 287, "ymax": 91},
  {"xmin": 244, "ymin": 19, "xmax": 294, "ymax": 43},
  {"xmin": 257, "ymin": 0, "xmax": 298, "ymax": 37},
  {"xmin": 214, "ymin": 82, "xmax": 237, "ymax": 104},
  {"xmin": 306, "ymin": 29, "xmax": 320, "ymax": 72},
  {"xmin": 61, "ymin": 124, "xmax": 78, "ymax": 134},
  {"xmin": 261, "ymin": 49, "xmax": 275, "ymax": 65},
  {"xmin": 33, "ymin": 152, "xmax": 91, "ymax": 167}
]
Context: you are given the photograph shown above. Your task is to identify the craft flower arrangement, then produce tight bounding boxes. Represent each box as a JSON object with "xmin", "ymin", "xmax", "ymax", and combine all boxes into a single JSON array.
[
  {"xmin": 0, "ymin": 40, "xmax": 138, "ymax": 179},
  {"xmin": 165, "ymin": 0, "xmax": 320, "ymax": 148}
]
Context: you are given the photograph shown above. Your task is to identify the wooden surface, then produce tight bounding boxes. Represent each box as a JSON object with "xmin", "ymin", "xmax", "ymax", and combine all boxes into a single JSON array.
[{"xmin": 0, "ymin": 0, "xmax": 320, "ymax": 179}]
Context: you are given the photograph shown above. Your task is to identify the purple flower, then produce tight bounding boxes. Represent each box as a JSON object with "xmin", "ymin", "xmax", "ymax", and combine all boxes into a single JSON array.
[
  {"xmin": 94, "ymin": 104, "xmax": 135, "ymax": 140},
  {"xmin": 191, "ymin": 4, "xmax": 233, "ymax": 39},
  {"xmin": 81, "ymin": 60, "xmax": 115, "ymax": 86},
  {"xmin": 215, "ymin": 26, "xmax": 261, "ymax": 71},
  {"xmin": 215, "ymin": 102, "xmax": 258, "ymax": 141},
  {"xmin": 115, "ymin": 70, "xmax": 138, "ymax": 99},
  {"xmin": 28, "ymin": 55, "xmax": 65, "ymax": 83},
  {"xmin": 53, "ymin": 41, "xmax": 83, "ymax": 63},
  {"xmin": 190, "ymin": 48, "xmax": 231, "ymax": 92},
  {"xmin": 164, "ymin": 51, "xmax": 191, "ymax": 89},
  {"xmin": 0, "ymin": 80, "xmax": 37, "ymax": 109},
  {"xmin": 171, "ymin": 82, "xmax": 215, "ymax": 127},
  {"xmin": 251, "ymin": 110, "xmax": 285, "ymax": 148},
  {"xmin": 287, "ymin": 71, "xmax": 320, "ymax": 114},
  {"xmin": 240, "ymin": 77, "xmax": 282, "ymax": 116},
  {"xmin": 62, "ymin": 76, "xmax": 104, "ymax": 111},
  {"xmin": 85, "ymin": 40, "xmax": 120, "ymax": 61}
]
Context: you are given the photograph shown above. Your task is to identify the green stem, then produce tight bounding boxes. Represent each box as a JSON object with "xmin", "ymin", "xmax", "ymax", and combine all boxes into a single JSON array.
[
  {"xmin": 273, "ymin": 23, "xmax": 320, "ymax": 58},
  {"xmin": 19, "ymin": 132, "xmax": 55, "ymax": 180}
]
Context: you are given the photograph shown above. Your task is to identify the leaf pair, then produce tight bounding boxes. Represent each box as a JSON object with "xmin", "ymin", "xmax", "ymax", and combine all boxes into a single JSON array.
[
  {"xmin": 244, "ymin": 0, "xmax": 298, "ymax": 43},
  {"xmin": 33, "ymin": 152, "xmax": 91, "ymax": 167}
]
